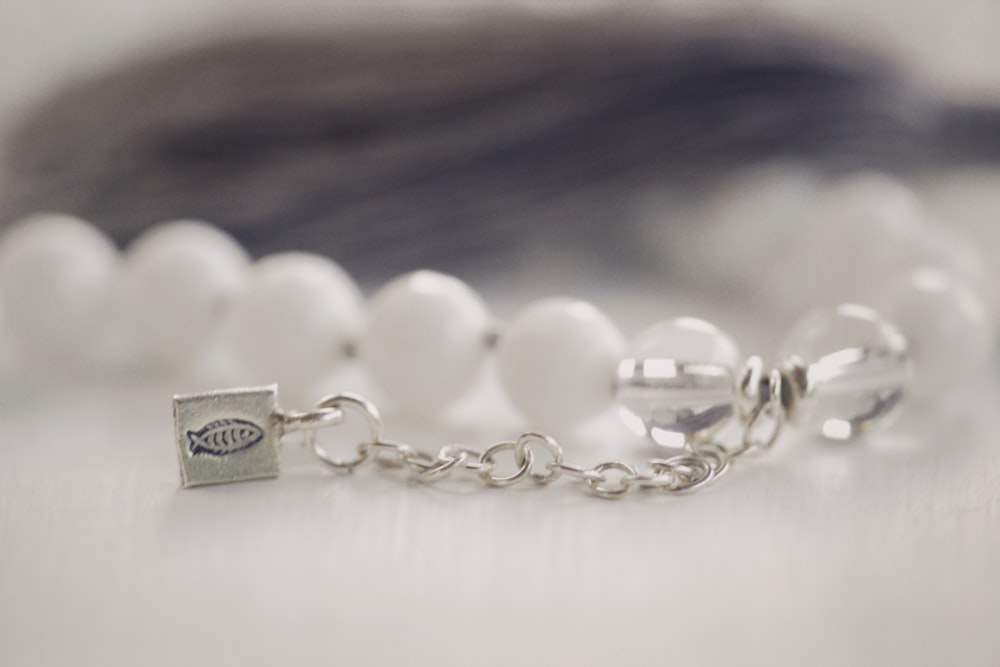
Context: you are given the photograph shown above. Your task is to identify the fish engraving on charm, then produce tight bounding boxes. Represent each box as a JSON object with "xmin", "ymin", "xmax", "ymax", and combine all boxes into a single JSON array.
[
  {"xmin": 173, "ymin": 385, "xmax": 281, "ymax": 487},
  {"xmin": 187, "ymin": 418, "xmax": 265, "ymax": 457}
]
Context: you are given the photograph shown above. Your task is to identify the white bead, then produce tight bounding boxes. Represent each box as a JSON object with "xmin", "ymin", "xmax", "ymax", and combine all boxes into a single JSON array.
[
  {"xmin": 228, "ymin": 252, "xmax": 364, "ymax": 395},
  {"xmin": 779, "ymin": 304, "xmax": 912, "ymax": 440},
  {"xmin": 616, "ymin": 317, "xmax": 741, "ymax": 447},
  {"xmin": 903, "ymin": 218, "xmax": 988, "ymax": 297},
  {"xmin": 363, "ymin": 271, "xmax": 491, "ymax": 414},
  {"xmin": 775, "ymin": 173, "xmax": 990, "ymax": 314},
  {"xmin": 121, "ymin": 220, "xmax": 250, "ymax": 367},
  {"xmin": 0, "ymin": 213, "xmax": 118, "ymax": 364},
  {"xmin": 917, "ymin": 169, "xmax": 1000, "ymax": 314},
  {"xmin": 497, "ymin": 298, "xmax": 625, "ymax": 434},
  {"xmin": 701, "ymin": 163, "xmax": 820, "ymax": 277},
  {"xmin": 871, "ymin": 268, "xmax": 995, "ymax": 399},
  {"xmin": 638, "ymin": 163, "xmax": 820, "ymax": 286},
  {"xmin": 779, "ymin": 173, "xmax": 928, "ymax": 311}
]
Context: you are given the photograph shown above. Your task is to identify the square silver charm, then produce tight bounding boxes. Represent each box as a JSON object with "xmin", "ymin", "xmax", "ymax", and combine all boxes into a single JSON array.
[{"xmin": 173, "ymin": 385, "xmax": 281, "ymax": 488}]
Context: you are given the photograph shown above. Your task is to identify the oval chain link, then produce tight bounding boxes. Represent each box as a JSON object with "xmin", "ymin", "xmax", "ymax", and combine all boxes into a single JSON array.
[{"xmin": 302, "ymin": 392, "xmax": 772, "ymax": 500}]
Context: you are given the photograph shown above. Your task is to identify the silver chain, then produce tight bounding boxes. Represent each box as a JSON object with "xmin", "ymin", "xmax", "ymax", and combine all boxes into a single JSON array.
[{"xmin": 282, "ymin": 376, "xmax": 788, "ymax": 499}]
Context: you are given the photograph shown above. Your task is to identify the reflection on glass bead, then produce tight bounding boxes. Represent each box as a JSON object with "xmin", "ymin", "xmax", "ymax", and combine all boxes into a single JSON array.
[
  {"xmin": 616, "ymin": 317, "xmax": 741, "ymax": 448},
  {"xmin": 779, "ymin": 304, "xmax": 912, "ymax": 440}
]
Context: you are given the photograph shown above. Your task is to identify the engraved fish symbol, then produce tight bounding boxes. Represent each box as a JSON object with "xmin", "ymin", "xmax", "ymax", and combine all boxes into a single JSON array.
[{"xmin": 187, "ymin": 419, "xmax": 264, "ymax": 456}]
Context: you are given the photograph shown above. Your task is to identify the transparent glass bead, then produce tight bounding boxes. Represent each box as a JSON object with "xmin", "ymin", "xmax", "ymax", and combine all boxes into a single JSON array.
[
  {"xmin": 779, "ymin": 304, "xmax": 912, "ymax": 440},
  {"xmin": 616, "ymin": 317, "xmax": 741, "ymax": 448}
]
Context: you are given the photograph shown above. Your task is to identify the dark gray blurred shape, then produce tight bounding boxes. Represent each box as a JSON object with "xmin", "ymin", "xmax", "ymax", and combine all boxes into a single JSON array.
[{"xmin": 2, "ymin": 13, "xmax": 997, "ymax": 279}]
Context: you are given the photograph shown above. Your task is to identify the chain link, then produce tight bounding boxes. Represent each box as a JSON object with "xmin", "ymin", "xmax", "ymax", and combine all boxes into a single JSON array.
[{"xmin": 304, "ymin": 393, "xmax": 751, "ymax": 499}]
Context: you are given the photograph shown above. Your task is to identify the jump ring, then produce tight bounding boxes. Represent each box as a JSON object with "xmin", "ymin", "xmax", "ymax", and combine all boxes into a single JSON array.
[
  {"xmin": 587, "ymin": 461, "xmax": 637, "ymax": 499},
  {"xmin": 415, "ymin": 451, "xmax": 468, "ymax": 482},
  {"xmin": 310, "ymin": 393, "xmax": 382, "ymax": 472},
  {"xmin": 516, "ymin": 432, "xmax": 563, "ymax": 485},
  {"xmin": 478, "ymin": 441, "xmax": 534, "ymax": 487},
  {"xmin": 440, "ymin": 445, "xmax": 490, "ymax": 473},
  {"xmin": 364, "ymin": 439, "xmax": 416, "ymax": 468},
  {"xmin": 652, "ymin": 455, "xmax": 715, "ymax": 493},
  {"xmin": 691, "ymin": 441, "xmax": 731, "ymax": 480}
]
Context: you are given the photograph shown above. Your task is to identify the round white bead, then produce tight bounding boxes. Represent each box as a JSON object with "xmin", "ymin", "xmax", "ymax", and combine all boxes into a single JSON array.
[
  {"xmin": 363, "ymin": 271, "xmax": 491, "ymax": 414},
  {"xmin": 776, "ymin": 173, "xmax": 991, "ymax": 321},
  {"xmin": 228, "ymin": 252, "xmax": 364, "ymax": 394},
  {"xmin": 701, "ymin": 163, "xmax": 820, "ymax": 278},
  {"xmin": 497, "ymin": 298, "xmax": 625, "ymax": 434},
  {"xmin": 121, "ymin": 220, "xmax": 250, "ymax": 367},
  {"xmin": 0, "ymin": 213, "xmax": 119, "ymax": 364},
  {"xmin": 872, "ymin": 268, "xmax": 995, "ymax": 399},
  {"xmin": 903, "ymin": 218, "xmax": 988, "ymax": 297},
  {"xmin": 782, "ymin": 173, "xmax": 928, "ymax": 310}
]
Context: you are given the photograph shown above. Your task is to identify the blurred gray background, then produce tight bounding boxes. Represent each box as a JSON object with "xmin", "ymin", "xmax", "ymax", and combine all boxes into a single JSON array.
[{"xmin": 4, "ymin": 0, "xmax": 1000, "ymax": 126}]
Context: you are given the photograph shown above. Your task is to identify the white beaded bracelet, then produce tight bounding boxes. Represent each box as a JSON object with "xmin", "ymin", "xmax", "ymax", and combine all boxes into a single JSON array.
[{"xmin": 0, "ymin": 172, "xmax": 994, "ymax": 498}]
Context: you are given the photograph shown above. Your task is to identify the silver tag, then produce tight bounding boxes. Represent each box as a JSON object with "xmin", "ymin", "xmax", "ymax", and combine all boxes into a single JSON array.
[{"xmin": 173, "ymin": 385, "xmax": 281, "ymax": 488}]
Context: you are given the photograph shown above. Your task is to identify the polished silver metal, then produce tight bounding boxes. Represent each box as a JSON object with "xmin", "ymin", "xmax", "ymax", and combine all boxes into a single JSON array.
[
  {"xmin": 516, "ymin": 432, "xmax": 563, "ymax": 485},
  {"xmin": 279, "ymin": 406, "xmax": 343, "ymax": 434},
  {"xmin": 587, "ymin": 461, "xmax": 638, "ymax": 499},
  {"xmin": 176, "ymin": 387, "xmax": 762, "ymax": 498},
  {"xmin": 691, "ymin": 442, "xmax": 731, "ymax": 480},
  {"xmin": 309, "ymin": 393, "xmax": 382, "ymax": 472},
  {"xmin": 363, "ymin": 439, "xmax": 422, "ymax": 468},
  {"xmin": 736, "ymin": 355, "xmax": 766, "ymax": 421},
  {"xmin": 412, "ymin": 449, "xmax": 469, "ymax": 482},
  {"xmin": 730, "ymin": 354, "xmax": 803, "ymax": 458},
  {"xmin": 173, "ymin": 385, "xmax": 282, "ymax": 488},
  {"xmin": 548, "ymin": 461, "xmax": 604, "ymax": 484},
  {"xmin": 652, "ymin": 454, "xmax": 714, "ymax": 493},
  {"xmin": 438, "ymin": 445, "xmax": 493, "ymax": 474},
  {"xmin": 478, "ymin": 440, "xmax": 534, "ymax": 487}
]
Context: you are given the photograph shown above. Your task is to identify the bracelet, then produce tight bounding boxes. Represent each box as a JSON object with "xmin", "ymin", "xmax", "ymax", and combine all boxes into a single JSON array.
[{"xmin": 0, "ymin": 171, "xmax": 993, "ymax": 499}]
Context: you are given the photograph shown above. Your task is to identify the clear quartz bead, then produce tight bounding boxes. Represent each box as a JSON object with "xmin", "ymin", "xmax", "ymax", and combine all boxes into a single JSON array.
[
  {"xmin": 779, "ymin": 304, "xmax": 912, "ymax": 440},
  {"xmin": 616, "ymin": 317, "xmax": 741, "ymax": 448}
]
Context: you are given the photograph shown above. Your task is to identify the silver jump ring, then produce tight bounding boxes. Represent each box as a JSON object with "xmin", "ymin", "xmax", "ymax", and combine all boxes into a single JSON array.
[
  {"xmin": 736, "ymin": 368, "xmax": 785, "ymax": 457},
  {"xmin": 310, "ymin": 393, "xmax": 383, "ymax": 472},
  {"xmin": 440, "ymin": 445, "xmax": 492, "ymax": 474},
  {"xmin": 403, "ymin": 448, "xmax": 439, "ymax": 471},
  {"xmin": 631, "ymin": 469, "xmax": 678, "ymax": 491},
  {"xmin": 587, "ymin": 461, "xmax": 637, "ymax": 499},
  {"xmin": 363, "ymin": 439, "xmax": 419, "ymax": 468},
  {"xmin": 415, "ymin": 451, "xmax": 469, "ymax": 482},
  {"xmin": 657, "ymin": 455, "xmax": 715, "ymax": 493},
  {"xmin": 478, "ymin": 441, "xmax": 534, "ymax": 487},
  {"xmin": 547, "ymin": 461, "xmax": 603, "ymax": 483},
  {"xmin": 736, "ymin": 355, "xmax": 765, "ymax": 421},
  {"xmin": 516, "ymin": 432, "xmax": 564, "ymax": 485},
  {"xmin": 691, "ymin": 442, "xmax": 732, "ymax": 480}
]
